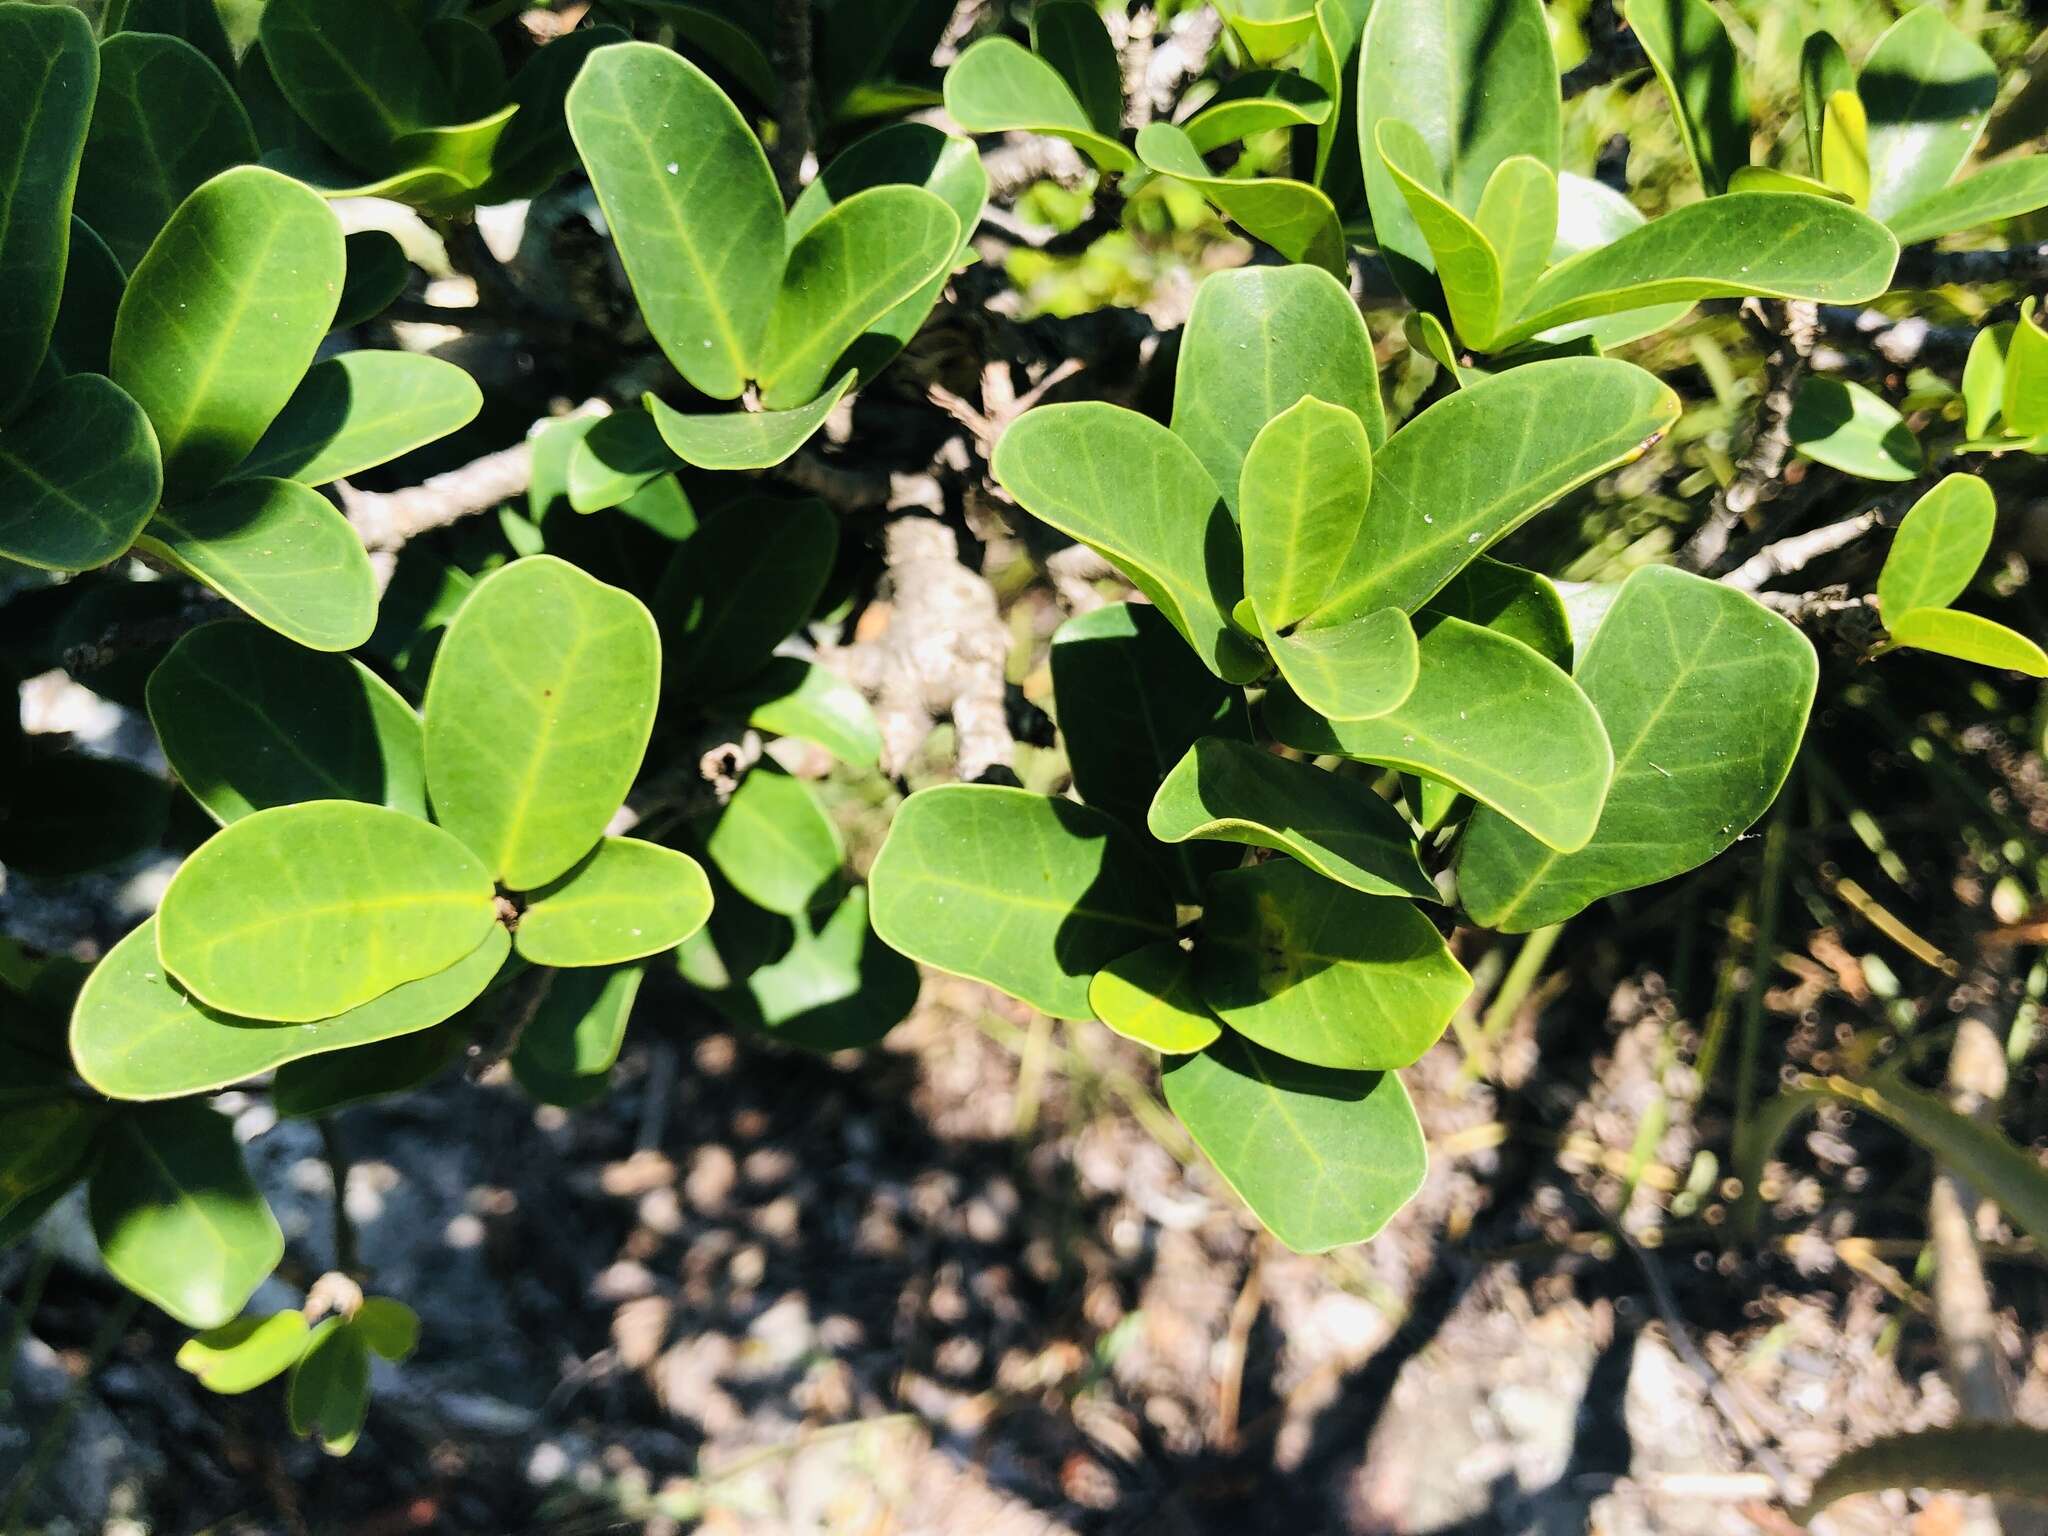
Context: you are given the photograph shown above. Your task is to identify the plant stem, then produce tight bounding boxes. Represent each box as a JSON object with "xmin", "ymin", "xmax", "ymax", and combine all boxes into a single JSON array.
[
  {"xmin": 317, "ymin": 1117, "xmax": 360, "ymax": 1278},
  {"xmin": 1459, "ymin": 923, "xmax": 1562, "ymax": 1082},
  {"xmin": 1731, "ymin": 785, "xmax": 1793, "ymax": 1180}
]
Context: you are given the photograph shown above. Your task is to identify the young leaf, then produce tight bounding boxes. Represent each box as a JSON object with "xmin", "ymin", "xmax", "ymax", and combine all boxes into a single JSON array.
[
  {"xmin": 1268, "ymin": 616, "xmax": 1614, "ymax": 853},
  {"xmin": 756, "ymin": 185, "xmax": 959, "ymax": 409},
  {"xmin": 1820, "ymin": 89, "xmax": 1870, "ymax": 208},
  {"xmin": 1196, "ymin": 860, "xmax": 1470, "ymax": 1070},
  {"xmin": 1859, "ymin": 6, "xmax": 1997, "ymax": 224},
  {"xmin": 424, "ymin": 556, "xmax": 661, "ymax": 890},
  {"xmin": 652, "ymin": 495, "xmax": 836, "ymax": 692},
  {"xmin": 1884, "ymin": 158, "xmax": 2048, "ymax": 247},
  {"xmin": 1087, "ymin": 942, "xmax": 1222, "ymax": 1054},
  {"xmin": 1161, "ymin": 1032, "xmax": 1425, "ymax": 1252},
  {"xmin": 1786, "ymin": 376, "xmax": 1921, "ymax": 481},
  {"xmin": 941, "ymin": 36, "xmax": 1134, "ymax": 173},
  {"xmin": 509, "ymin": 964, "xmax": 644, "ymax": 1106},
  {"xmin": 147, "ymin": 620, "xmax": 427, "ymax": 823},
  {"xmin": 1474, "ymin": 155, "xmax": 1559, "ymax": 320},
  {"xmin": 1262, "ymin": 608, "xmax": 1420, "ymax": 723},
  {"xmin": 1799, "ymin": 31, "xmax": 1854, "ymax": 177},
  {"xmin": 1624, "ymin": 0, "xmax": 1750, "ymax": 195},
  {"xmin": 567, "ymin": 42, "xmax": 784, "ymax": 399},
  {"xmin": 1310, "ymin": 358, "xmax": 1679, "ymax": 622},
  {"xmin": 1458, "ymin": 567, "xmax": 1817, "ymax": 931},
  {"xmin": 716, "ymin": 657, "xmax": 882, "ymax": 769},
  {"xmin": 1878, "ymin": 475, "xmax": 1994, "ymax": 618},
  {"xmin": 1135, "ymin": 123, "xmax": 1347, "ymax": 277},
  {"xmin": 514, "ymin": 838, "xmax": 713, "ymax": 967},
  {"xmin": 258, "ymin": 0, "xmax": 455, "ymax": 166},
  {"xmin": 1213, "ymin": 0, "xmax": 1318, "ymax": 63},
  {"xmin": 72, "ymin": 919, "xmax": 509, "ymax": 1101},
  {"xmin": 646, "ymin": 371, "xmax": 856, "ymax": 471},
  {"xmin": 1374, "ymin": 119, "xmax": 1509, "ymax": 346},
  {"xmin": 1169, "ymin": 264, "xmax": 1386, "ymax": 513},
  {"xmin": 234, "ymin": 352, "xmax": 483, "ymax": 487},
  {"xmin": 993, "ymin": 402, "xmax": 1262, "ymax": 682},
  {"xmin": 138, "ymin": 478, "xmax": 378, "ymax": 652},
  {"xmin": 1962, "ymin": 323, "xmax": 2011, "ymax": 439},
  {"xmin": 76, "ymin": 32, "xmax": 258, "ymax": 274},
  {"xmin": 178, "ymin": 1313, "xmax": 311, "ymax": 1395},
  {"xmin": 287, "ymin": 1318, "xmax": 370, "ymax": 1456},
  {"xmin": 0, "ymin": 373, "xmax": 161, "ymax": 571},
  {"xmin": 1031, "ymin": 0, "xmax": 1122, "ymax": 136},
  {"xmin": 89, "ymin": 1102, "xmax": 283, "ymax": 1330},
  {"xmin": 1885, "ymin": 608, "xmax": 2048, "ymax": 676},
  {"xmin": 695, "ymin": 766, "xmax": 843, "ymax": 917},
  {"xmin": 1183, "ymin": 71, "xmax": 1332, "ymax": 154},
  {"xmin": 1239, "ymin": 396, "xmax": 1372, "ymax": 630},
  {"xmin": 0, "ymin": 1, "xmax": 96, "ymax": 420},
  {"xmin": 111, "ymin": 166, "xmax": 345, "ymax": 493},
  {"xmin": 868, "ymin": 785, "xmax": 1176, "ymax": 1020},
  {"xmin": 353, "ymin": 1298, "xmax": 419, "ymax": 1362},
  {"xmin": 1149, "ymin": 738, "xmax": 1436, "ymax": 901},
  {"xmin": 2003, "ymin": 300, "xmax": 2048, "ymax": 437},
  {"xmin": 157, "ymin": 801, "xmax": 499, "ymax": 1021}
]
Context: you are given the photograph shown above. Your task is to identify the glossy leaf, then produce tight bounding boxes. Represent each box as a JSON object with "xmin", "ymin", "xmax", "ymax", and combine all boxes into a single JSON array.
[
  {"xmin": 481, "ymin": 25, "xmax": 631, "ymax": 203},
  {"xmin": 1239, "ymin": 396, "xmax": 1372, "ymax": 630},
  {"xmin": 139, "ymin": 478, "xmax": 378, "ymax": 652},
  {"xmin": 757, "ymin": 185, "xmax": 959, "ymax": 408},
  {"xmin": 567, "ymin": 42, "xmax": 783, "ymax": 399},
  {"xmin": 514, "ymin": 838, "xmax": 712, "ymax": 967},
  {"xmin": 111, "ymin": 166, "xmax": 345, "ymax": 493},
  {"xmin": 868, "ymin": 785, "xmax": 1175, "ymax": 1020},
  {"xmin": 258, "ymin": 0, "xmax": 453, "ymax": 165},
  {"xmin": 0, "ymin": 373, "xmax": 161, "ymax": 571},
  {"xmin": 1375, "ymin": 119, "xmax": 1508, "ymax": 346},
  {"xmin": 1474, "ymin": 156, "xmax": 1559, "ymax": 320},
  {"xmin": 178, "ymin": 1313, "xmax": 311, "ymax": 1395},
  {"xmin": 2004, "ymin": 301, "xmax": 2048, "ymax": 437},
  {"xmin": 1799, "ymin": 31, "xmax": 1854, "ymax": 176},
  {"xmin": 287, "ymin": 1319, "xmax": 369, "ymax": 1455},
  {"xmin": 1032, "ymin": 0, "xmax": 1122, "ymax": 136},
  {"xmin": 89, "ymin": 1102, "xmax": 282, "ymax": 1330},
  {"xmin": 994, "ymin": 402, "xmax": 1261, "ymax": 682},
  {"xmin": 567, "ymin": 409, "xmax": 677, "ymax": 513},
  {"xmin": 1215, "ymin": 0, "xmax": 1318, "ymax": 63},
  {"xmin": 1963, "ymin": 323, "xmax": 2011, "ymax": 439},
  {"xmin": 353, "ymin": 1297, "xmax": 419, "ymax": 1362},
  {"xmin": 510, "ymin": 964, "xmax": 643, "ymax": 1106},
  {"xmin": 1885, "ymin": 608, "xmax": 2048, "ymax": 676},
  {"xmin": 1458, "ymin": 567, "xmax": 1816, "ymax": 930},
  {"xmin": 0, "ymin": 1, "xmax": 95, "ymax": 420},
  {"xmin": 1088, "ymin": 942, "xmax": 1220, "ymax": 1054},
  {"xmin": 424, "ymin": 556, "xmax": 661, "ymax": 890},
  {"xmin": 1787, "ymin": 377, "xmax": 1920, "ymax": 481},
  {"xmin": 1149, "ymin": 738, "xmax": 1435, "ymax": 900},
  {"xmin": 941, "ymin": 36, "xmax": 1134, "ymax": 173},
  {"xmin": 157, "ymin": 802, "xmax": 498, "ymax": 1021},
  {"xmin": 76, "ymin": 32, "xmax": 257, "ymax": 274},
  {"xmin": 235, "ymin": 352, "xmax": 482, "ymax": 486},
  {"xmin": 1268, "ymin": 616, "xmax": 1613, "ymax": 852},
  {"xmin": 73, "ymin": 919, "xmax": 508, "ymax": 1101},
  {"xmin": 652, "ymin": 495, "xmax": 836, "ymax": 692},
  {"xmin": 1820, "ymin": 89, "xmax": 1871, "ymax": 209},
  {"xmin": 1136, "ymin": 122, "xmax": 1346, "ymax": 277},
  {"xmin": 1169, "ymin": 264, "xmax": 1385, "ymax": 514},
  {"xmin": 148, "ymin": 621, "xmax": 426, "ymax": 823},
  {"xmin": 697, "ymin": 766, "xmax": 843, "ymax": 917},
  {"xmin": 718, "ymin": 657, "xmax": 882, "ymax": 768},
  {"xmin": 1878, "ymin": 475, "xmax": 1994, "ymax": 618},
  {"xmin": 1162, "ymin": 1032, "xmax": 1425, "ymax": 1253},
  {"xmin": 120, "ymin": 0, "xmax": 235, "ymax": 77},
  {"xmin": 1859, "ymin": 6, "xmax": 1997, "ymax": 224},
  {"xmin": 1425, "ymin": 557, "xmax": 1572, "ymax": 670},
  {"xmin": 1263, "ymin": 608, "xmax": 1420, "ymax": 723},
  {"xmin": 1625, "ymin": 0, "xmax": 1749, "ymax": 195},
  {"xmin": 1184, "ymin": 71, "xmax": 1332, "ymax": 154},
  {"xmin": 1885, "ymin": 158, "xmax": 2048, "ymax": 246},
  {"xmin": 646, "ymin": 371, "xmax": 854, "ymax": 471}
]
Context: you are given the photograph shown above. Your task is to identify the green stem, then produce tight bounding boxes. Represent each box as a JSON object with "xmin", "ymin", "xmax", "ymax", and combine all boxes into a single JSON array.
[
  {"xmin": 1459, "ymin": 923, "xmax": 1563, "ymax": 1082},
  {"xmin": 1732, "ymin": 782, "xmax": 1794, "ymax": 1181},
  {"xmin": 316, "ymin": 1118, "xmax": 360, "ymax": 1278}
]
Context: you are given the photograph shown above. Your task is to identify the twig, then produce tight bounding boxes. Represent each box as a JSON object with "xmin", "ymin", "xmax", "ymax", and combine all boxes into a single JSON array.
[
  {"xmin": 770, "ymin": 0, "xmax": 815, "ymax": 202},
  {"xmin": 467, "ymin": 966, "xmax": 556, "ymax": 1081},
  {"xmin": 1897, "ymin": 241, "xmax": 2048, "ymax": 288},
  {"xmin": 1213, "ymin": 1250, "xmax": 1263, "ymax": 1453},
  {"xmin": 316, "ymin": 1116, "xmax": 361, "ymax": 1279},
  {"xmin": 1721, "ymin": 506, "xmax": 1886, "ymax": 592},
  {"xmin": 1818, "ymin": 306, "xmax": 1979, "ymax": 368}
]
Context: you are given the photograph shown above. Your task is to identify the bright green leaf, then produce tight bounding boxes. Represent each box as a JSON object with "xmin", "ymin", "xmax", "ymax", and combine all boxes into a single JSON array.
[
  {"xmin": 1886, "ymin": 607, "xmax": 2048, "ymax": 675},
  {"xmin": 509, "ymin": 963, "xmax": 643, "ymax": 1106},
  {"xmin": 234, "ymin": 352, "xmax": 482, "ymax": 487},
  {"xmin": 1214, "ymin": 0, "xmax": 1318, "ymax": 64},
  {"xmin": 1821, "ymin": 89, "xmax": 1870, "ymax": 208},
  {"xmin": 0, "ymin": 373, "xmax": 160, "ymax": 571},
  {"xmin": 646, "ymin": 370, "xmax": 855, "ymax": 471},
  {"xmin": 1878, "ymin": 474, "xmax": 1994, "ymax": 618},
  {"xmin": 1625, "ymin": 0, "xmax": 1750, "ymax": 195},
  {"xmin": 1262, "ymin": 608, "xmax": 1420, "ymax": 723},
  {"xmin": 1800, "ymin": 31, "xmax": 1854, "ymax": 176},
  {"xmin": 941, "ymin": 35, "xmax": 1134, "ymax": 173},
  {"xmin": 1375, "ymin": 119, "xmax": 1508, "ymax": 346},
  {"xmin": 696, "ymin": 766, "xmax": 843, "ymax": 917},
  {"xmin": 566, "ymin": 408, "xmax": 677, "ymax": 513},
  {"xmin": 514, "ymin": 837, "xmax": 712, "ymax": 967},
  {"xmin": 1787, "ymin": 376, "xmax": 1921, "ymax": 481},
  {"xmin": 1239, "ymin": 395, "xmax": 1372, "ymax": 630},
  {"xmin": 1087, "ymin": 942, "xmax": 1220, "ymax": 1054},
  {"xmin": 1136, "ymin": 121, "xmax": 1345, "ymax": 276},
  {"xmin": 178, "ymin": 1312, "xmax": 311, "ymax": 1395},
  {"xmin": 1859, "ymin": 6, "xmax": 1997, "ymax": 223},
  {"xmin": 716, "ymin": 657, "xmax": 882, "ymax": 769},
  {"xmin": 1184, "ymin": 70, "xmax": 1331, "ymax": 154},
  {"xmin": 335, "ymin": 229, "xmax": 410, "ymax": 329},
  {"xmin": 1425, "ymin": 556, "xmax": 1573, "ymax": 670},
  {"xmin": 1474, "ymin": 155, "xmax": 1559, "ymax": 321},
  {"xmin": 1963, "ymin": 322, "xmax": 2011, "ymax": 439},
  {"xmin": 1884, "ymin": 158, "xmax": 2048, "ymax": 246},
  {"xmin": 287, "ymin": 1318, "xmax": 369, "ymax": 1455},
  {"xmin": 2004, "ymin": 300, "xmax": 2048, "ymax": 437},
  {"xmin": 353, "ymin": 1297, "xmax": 419, "ymax": 1362}
]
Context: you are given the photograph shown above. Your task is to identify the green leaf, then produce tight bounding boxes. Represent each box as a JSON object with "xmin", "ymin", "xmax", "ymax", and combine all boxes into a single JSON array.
[
  {"xmin": 1239, "ymin": 396, "xmax": 1372, "ymax": 630},
  {"xmin": 716, "ymin": 657, "xmax": 881, "ymax": 768},
  {"xmin": 1786, "ymin": 376, "xmax": 1921, "ymax": 481},
  {"xmin": 120, "ymin": 0, "xmax": 236, "ymax": 79},
  {"xmin": 0, "ymin": 747, "xmax": 168, "ymax": 878},
  {"xmin": 696, "ymin": 766, "xmax": 843, "ymax": 917},
  {"xmin": 941, "ymin": 35, "xmax": 1133, "ymax": 173},
  {"xmin": 1031, "ymin": 0, "xmax": 1122, "ymax": 136},
  {"xmin": 178, "ymin": 1312, "xmax": 311, "ymax": 1395},
  {"xmin": 1358, "ymin": 0, "xmax": 1559, "ymax": 299},
  {"xmin": 1878, "ymin": 474, "xmax": 1993, "ymax": 618},
  {"xmin": 1458, "ymin": 566, "xmax": 1816, "ymax": 931},
  {"xmin": 1169, "ymin": 264, "xmax": 1386, "ymax": 515},
  {"xmin": 1149, "ymin": 738, "xmax": 1435, "ymax": 900},
  {"xmin": 1135, "ymin": 122, "xmax": 1346, "ymax": 276},
  {"xmin": 652, "ymin": 495, "xmax": 836, "ymax": 692},
  {"xmin": 567, "ymin": 41, "xmax": 783, "ymax": 399},
  {"xmin": 287, "ymin": 1318, "xmax": 369, "ymax": 1455},
  {"xmin": 621, "ymin": 2, "xmax": 774, "ymax": 103},
  {"xmin": 0, "ymin": 373, "xmax": 161, "ymax": 571},
  {"xmin": 1425, "ymin": 556, "xmax": 1572, "ymax": 669},
  {"xmin": 0, "ymin": 1, "xmax": 95, "ymax": 420},
  {"xmin": 424, "ymin": 556, "xmax": 661, "ymax": 889},
  {"xmin": 1725, "ymin": 165, "xmax": 1849, "ymax": 200},
  {"xmin": 258, "ymin": 0, "xmax": 454, "ymax": 168},
  {"xmin": 1624, "ymin": 0, "xmax": 1750, "ymax": 196},
  {"xmin": 1963, "ymin": 323, "xmax": 2011, "ymax": 439},
  {"xmin": 1820, "ymin": 89, "xmax": 1870, "ymax": 209},
  {"xmin": 335, "ymin": 229, "xmax": 409, "ymax": 329},
  {"xmin": 646, "ymin": 370, "xmax": 854, "ymax": 472},
  {"xmin": 1184, "ymin": 71, "xmax": 1331, "ymax": 154},
  {"xmin": 757, "ymin": 185, "xmax": 959, "ymax": 409},
  {"xmin": 1298, "ymin": 0, "xmax": 1369, "ymax": 194},
  {"xmin": 1885, "ymin": 607, "xmax": 2048, "ymax": 675},
  {"xmin": 422, "ymin": 17, "xmax": 504, "ymax": 120},
  {"xmin": 76, "ymin": 32, "xmax": 256, "ymax": 275},
  {"xmin": 1859, "ymin": 6, "xmax": 1997, "ymax": 224},
  {"xmin": 2004, "ymin": 300, "xmax": 2048, "ymax": 437},
  {"xmin": 111, "ymin": 166, "xmax": 345, "ymax": 493},
  {"xmin": 0, "ymin": 1100, "xmax": 101, "ymax": 1232},
  {"xmin": 1262, "ymin": 608, "xmax": 1420, "ymax": 723},
  {"xmin": 138, "ymin": 478, "xmax": 377, "ymax": 652},
  {"xmin": 1310, "ymin": 358, "xmax": 1679, "ymax": 622},
  {"xmin": 1474, "ymin": 155, "xmax": 1559, "ymax": 321},
  {"xmin": 72, "ymin": 918, "xmax": 509, "ymax": 1101},
  {"xmin": 514, "ymin": 838, "xmax": 712, "ymax": 967},
  {"xmin": 1497, "ymin": 194, "xmax": 1898, "ymax": 349},
  {"xmin": 479, "ymin": 25, "xmax": 630, "ymax": 203},
  {"xmin": 868, "ymin": 785, "xmax": 1176, "ymax": 1020},
  {"xmin": 1800, "ymin": 31, "xmax": 1854, "ymax": 177},
  {"xmin": 148, "ymin": 620, "xmax": 426, "ymax": 824},
  {"xmin": 234, "ymin": 352, "xmax": 482, "ymax": 487},
  {"xmin": 1161, "ymin": 1032, "xmax": 1425, "ymax": 1252},
  {"xmin": 566, "ymin": 408, "xmax": 677, "ymax": 513},
  {"xmin": 354, "ymin": 1297, "xmax": 419, "ymax": 1362},
  {"xmin": 1196, "ymin": 859, "xmax": 1469, "ymax": 1070},
  {"xmin": 385, "ymin": 104, "xmax": 521, "ymax": 214},
  {"xmin": 994, "ymin": 402, "xmax": 1261, "ymax": 682},
  {"xmin": 89, "ymin": 1102, "xmax": 282, "ymax": 1330},
  {"xmin": 1215, "ymin": 0, "xmax": 1318, "ymax": 63},
  {"xmin": 1087, "ymin": 941, "xmax": 1221, "ymax": 1054},
  {"xmin": 1884, "ymin": 158, "xmax": 2048, "ymax": 246},
  {"xmin": 1374, "ymin": 119, "xmax": 1508, "ymax": 346},
  {"xmin": 509, "ymin": 963, "xmax": 644, "ymax": 1106},
  {"xmin": 48, "ymin": 217, "xmax": 124, "ymax": 377},
  {"xmin": 1801, "ymin": 1426, "xmax": 2048, "ymax": 1520},
  {"xmin": 1269, "ymin": 615, "xmax": 1613, "ymax": 852},
  {"xmin": 157, "ymin": 801, "xmax": 498, "ymax": 1021},
  {"xmin": 271, "ymin": 1022, "xmax": 468, "ymax": 1117}
]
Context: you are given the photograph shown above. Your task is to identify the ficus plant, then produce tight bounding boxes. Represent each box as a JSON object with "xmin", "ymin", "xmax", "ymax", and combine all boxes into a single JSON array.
[{"xmin": 2, "ymin": 0, "xmax": 2047, "ymax": 1505}]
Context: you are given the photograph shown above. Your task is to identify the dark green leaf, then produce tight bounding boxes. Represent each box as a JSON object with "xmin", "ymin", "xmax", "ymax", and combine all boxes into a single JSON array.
[
  {"xmin": 258, "ymin": 0, "xmax": 455, "ymax": 167},
  {"xmin": 941, "ymin": 36, "xmax": 1134, "ymax": 173},
  {"xmin": 479, "ymin": 25, "xmax": 630, "ymax": 203},
  {"xmin": 0, "ymin": 747, "xmax": 168, "ymax": 878},
  {"xmin": 287, "ymin": 1318, "xmax": 369, "ymax": 1455},
  {"xmin": 509, "ymin": 963, "xmax": 642, "ymax": 1107},
  {"xmin": 121, "ymin": 0, "xmax": 236, "ymax": 79},
  {"xmin": 1624, "ymin": 0, "xmax": 1750, "ymax": 195},
  {"xmin": 235, "ymin": 351, "xmax": 481, "ymax": 486},
  {"xmin": 1787, "ymin": 376, "xmax": 1921, "ymax": 481},
  {"xmin": 1424, "ymin": 557, "xmax": 1572, "ymax": 669},
  {"xmin": 271, "ymin": 1021, "xmax": 468, "ymax": 1117},
  {"xmin": 652, "ymin": 495, "xmax": 836, "ymax": 692},
  {"xmin": 335, "ymin": 229, "xmax": 409, "ymax": 328},
  {"xmin": 1032, "ymin": 0, "xmax": 1122, "ymax": 136},
  {"xmin": 1799, "ymin": 31, "xmax": 1854, "ymax": 177},
  {"xmin": 0, "ymin": 373, "xmax": 161, "ymax": 571},
  {"xmin": 48, "ymin": 217, "xmax": 125, "ymax": 376}
]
